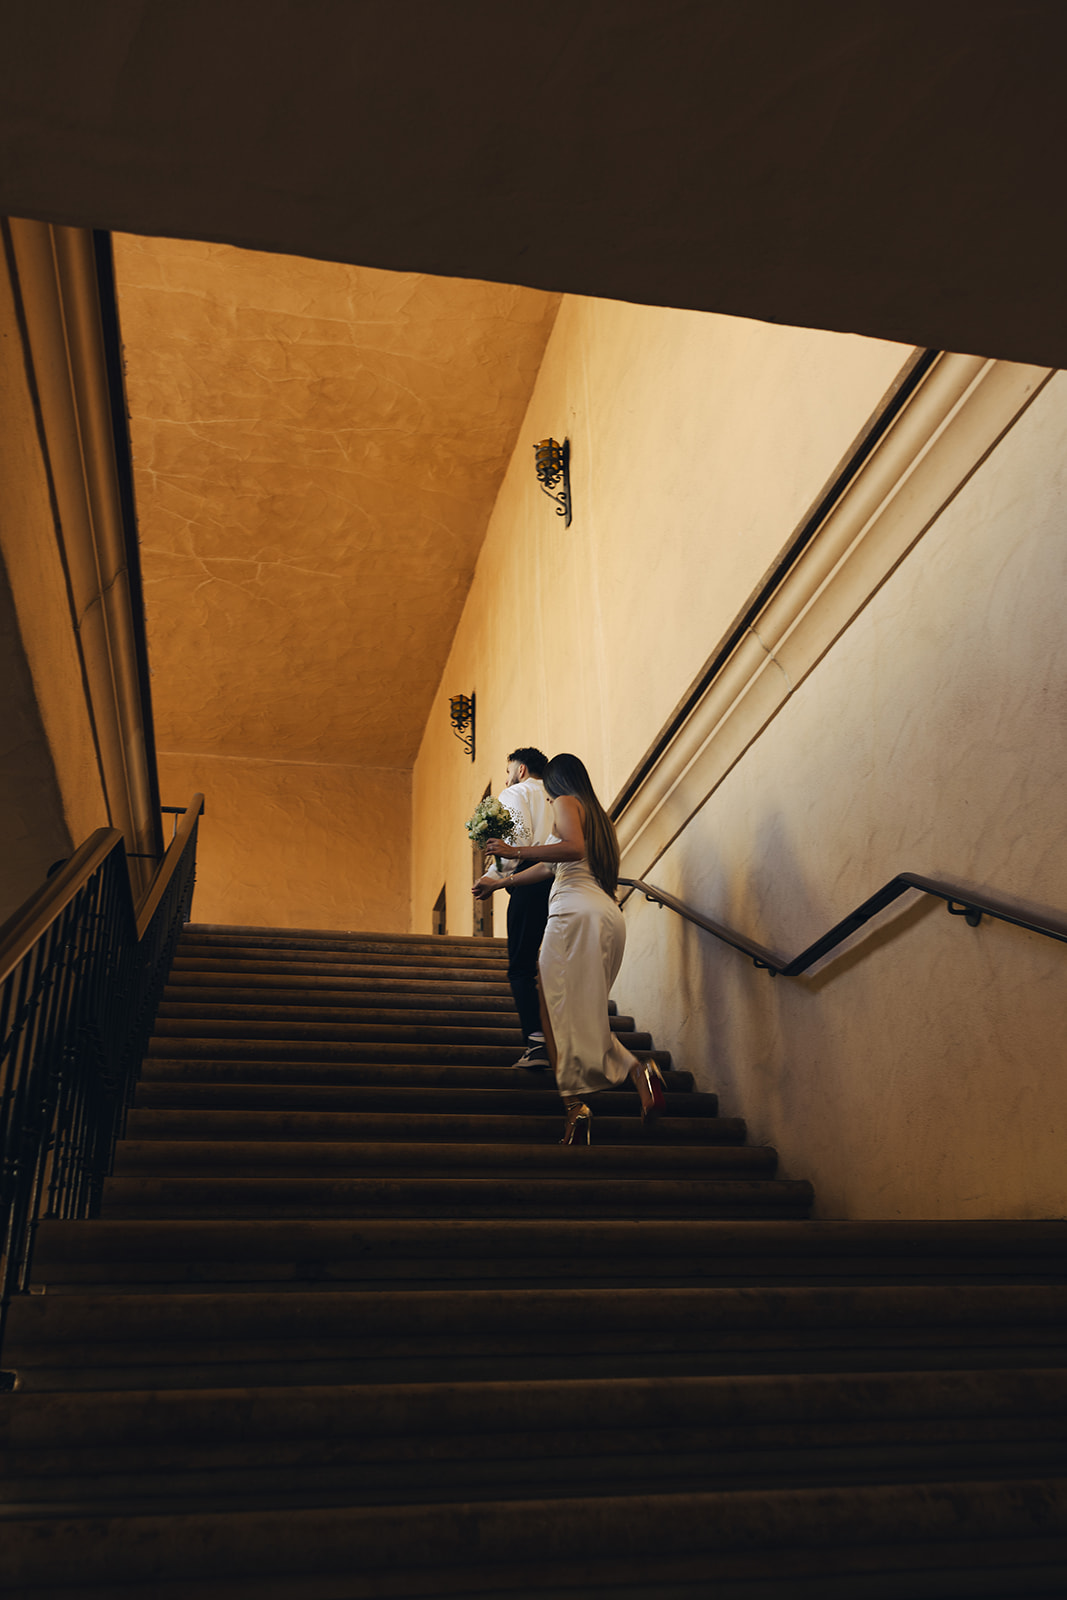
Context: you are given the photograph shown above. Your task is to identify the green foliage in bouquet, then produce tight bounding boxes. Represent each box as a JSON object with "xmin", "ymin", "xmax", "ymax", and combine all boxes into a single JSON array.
[{"xmin": 466, "ymin": 795, "xmax": 517, "ymax": 853}]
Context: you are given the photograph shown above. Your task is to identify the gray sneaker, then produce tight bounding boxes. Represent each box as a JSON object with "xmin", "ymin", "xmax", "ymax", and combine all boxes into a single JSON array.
[{"xmin": 515, "ymin": 1044, "xmax": 551, "ymax": 1071}]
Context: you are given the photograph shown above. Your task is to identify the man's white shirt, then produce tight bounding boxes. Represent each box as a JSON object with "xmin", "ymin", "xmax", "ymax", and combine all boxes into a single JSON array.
[{"xmin": 485, "ymin": 777, "xmax": 552, "ymax": 879}]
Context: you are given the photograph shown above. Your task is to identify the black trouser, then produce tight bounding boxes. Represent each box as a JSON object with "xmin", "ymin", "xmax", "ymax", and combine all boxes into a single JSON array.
[{"xmin": 505, "ymin": 876, "xmax": 552, "ymax": 1043}]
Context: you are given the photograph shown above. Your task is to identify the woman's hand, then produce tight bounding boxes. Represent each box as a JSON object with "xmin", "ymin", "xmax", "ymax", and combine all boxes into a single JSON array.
[
  {"xmin": 472, "ymin": 874, "xmax": 503, "ymax": 900},
  {"xmin": 484, "ymin": 837, "xmax": 519, "ymax": 859}
]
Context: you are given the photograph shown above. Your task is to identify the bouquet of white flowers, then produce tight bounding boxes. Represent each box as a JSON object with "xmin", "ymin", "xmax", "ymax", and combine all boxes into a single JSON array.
[{"xmin": 466, "ymin": 795, "xmax": 517, "ymax": 854}]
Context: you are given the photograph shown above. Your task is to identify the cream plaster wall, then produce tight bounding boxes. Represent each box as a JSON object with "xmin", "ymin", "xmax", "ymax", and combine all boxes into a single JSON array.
[
  {"xmin": 412, "ymin": 295, "xmax": 908, "ymax": 934},
  {"xmin": 617, "ymin": 374, "xmax": 1067, "ymax": 1219},
  {"xmin": 158, "ymin": 753, "xmax": 410, "ymax": 933},
  {"xmin": 412, "ymin": 293, "xmax": 1066, "ymax": 1219}
]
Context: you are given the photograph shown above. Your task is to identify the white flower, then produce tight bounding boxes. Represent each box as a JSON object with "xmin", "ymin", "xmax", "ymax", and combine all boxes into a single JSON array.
[{"xmin": 465, "ymin": 796, "xmax": 518, "ymax": 849}]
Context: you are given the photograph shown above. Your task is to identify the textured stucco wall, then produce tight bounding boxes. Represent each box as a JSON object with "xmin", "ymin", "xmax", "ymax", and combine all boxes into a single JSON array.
[
  {"xmin": 412, "ymin": 295, "xmax": 1067, "ymax": 1218},
  {"xmin": 617, "ymin": 374, "xmax": 1067, "ymax": 1219},
  {"xmin": 411, "ymin": 295, "xmax": 908, "ymax": 934},
  {"xmin": 158, "ymin": 752, "xmax": 410, "ymax": 932}
]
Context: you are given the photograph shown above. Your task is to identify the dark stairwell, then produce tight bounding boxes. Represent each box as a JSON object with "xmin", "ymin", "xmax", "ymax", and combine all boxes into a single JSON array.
[{"xmin": 2, "ymin": 923, "xmax": 1067, "ymax": 1596}]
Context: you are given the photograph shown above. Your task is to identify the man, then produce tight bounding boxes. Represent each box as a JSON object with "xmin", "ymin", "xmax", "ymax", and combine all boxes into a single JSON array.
[{"xmin": 473, "ymin": 746, "xmax": 553, "ymax": 1070}]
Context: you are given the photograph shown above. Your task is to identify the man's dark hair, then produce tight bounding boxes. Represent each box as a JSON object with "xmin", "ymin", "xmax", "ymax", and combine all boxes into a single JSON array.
[{"xmin": 508, "ymin": 747, "xmax": 547, "ymax": 777}]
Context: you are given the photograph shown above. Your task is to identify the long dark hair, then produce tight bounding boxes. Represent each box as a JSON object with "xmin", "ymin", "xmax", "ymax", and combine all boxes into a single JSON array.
[{"xmin": 543, "ymin": 753, "xmax": 620, "ymax": 898}]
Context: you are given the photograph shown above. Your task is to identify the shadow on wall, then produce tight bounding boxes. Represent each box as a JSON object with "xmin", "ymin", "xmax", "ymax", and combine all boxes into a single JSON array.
[
  {"xmin": 0, "ymin": 554, "xmax": 72, "ymax": 923},
  {"xmin": 624, "ymin": 812, "xmax": 986, "ymax": 1134}
]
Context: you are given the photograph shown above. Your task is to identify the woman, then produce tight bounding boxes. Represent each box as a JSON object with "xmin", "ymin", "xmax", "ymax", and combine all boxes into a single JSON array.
[{"xmin": 477, "ymin": 752, "xmax": 666, "ymax": 1143}]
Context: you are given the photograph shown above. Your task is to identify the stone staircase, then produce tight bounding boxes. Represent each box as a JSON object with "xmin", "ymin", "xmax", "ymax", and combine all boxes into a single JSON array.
[{"xmin": 2, "ymin": 924, "xmax": 1066, "ymax": 1596}]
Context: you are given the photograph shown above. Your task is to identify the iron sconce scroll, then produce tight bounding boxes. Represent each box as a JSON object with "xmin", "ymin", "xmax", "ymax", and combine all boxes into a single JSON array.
[
  {"xmin": 449, "ymin": 692, "xmax": 475, "ymax": 761},
  {"xmin": 534, "ymin": 437, "xmax": 571, "ymax": 526}
]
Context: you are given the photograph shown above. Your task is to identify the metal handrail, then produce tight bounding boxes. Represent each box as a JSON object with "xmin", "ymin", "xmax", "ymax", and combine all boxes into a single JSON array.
[
  {"xmin": 0, "ymin": 830, "xmax": 120, "ymax": 989},
  {"xmin": 136, "ymin": 799, "xmax": 203, "ymax": 940},
  {"xmin": 0, "ymin": 795, "xmax": 203, "ymax": 1361},
  {"xmin": 619, "ymin": 871, "xmax": 1067, "ymax": 977}
]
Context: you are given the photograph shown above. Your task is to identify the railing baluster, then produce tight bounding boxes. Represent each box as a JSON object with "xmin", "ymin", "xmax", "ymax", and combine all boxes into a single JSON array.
[{"xmin": 0, "ymin": 797, "xmax": 203, "ymax": 1360}]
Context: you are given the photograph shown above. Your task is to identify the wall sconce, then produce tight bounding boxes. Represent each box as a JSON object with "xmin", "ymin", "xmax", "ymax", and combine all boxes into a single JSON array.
[
  {"xmin": 449, "ymin": 692, "xmax": 475, "ymax": 761},
  {"xmin": 534, "ymin": 437, "xmax": 571, "ymax": 526}
]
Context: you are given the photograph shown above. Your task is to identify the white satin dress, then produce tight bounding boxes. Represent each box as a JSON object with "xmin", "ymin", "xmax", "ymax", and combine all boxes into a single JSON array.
[{"xmin": 538, "ymin": 853, "xmax": 637, "ymax": 1097}]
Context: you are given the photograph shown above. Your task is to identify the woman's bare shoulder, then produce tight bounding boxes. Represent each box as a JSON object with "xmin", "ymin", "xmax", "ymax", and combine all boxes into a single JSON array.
[{"xmin": 552, "ymin": 793, "xmax": 586, "ymax": 820}]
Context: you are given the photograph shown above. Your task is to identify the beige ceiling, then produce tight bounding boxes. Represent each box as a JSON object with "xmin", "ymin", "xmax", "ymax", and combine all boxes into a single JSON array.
[{"xmin": 113, "ymin": 236, "xmax": 559, "ymax": 767}]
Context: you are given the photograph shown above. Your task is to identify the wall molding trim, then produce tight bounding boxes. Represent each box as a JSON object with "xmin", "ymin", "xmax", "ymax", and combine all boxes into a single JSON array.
[
  {"xmin": 616, "ymin": 351, "xmax": 1055, "ymax": 885},
  {"xmin": 5, "ymin": 219, "xmax": 161, "ymax": 877}
]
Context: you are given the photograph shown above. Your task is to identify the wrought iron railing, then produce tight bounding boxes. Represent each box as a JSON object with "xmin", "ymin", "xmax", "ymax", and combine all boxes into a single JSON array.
[
  {"xmin": 0, "ymin": 796, "xmax": 203, "ymax": 1360},
  {"xmin": 619, "ymin": 870, "xmax": 1067, "ymax": 977}
]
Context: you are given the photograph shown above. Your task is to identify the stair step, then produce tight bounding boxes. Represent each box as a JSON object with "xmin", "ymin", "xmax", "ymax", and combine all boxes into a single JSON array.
[
  {"xmin": 163, "ymin": 986, "xmax": 538, "ymax": 1013},
  {"xmin": 123, "ymin": 1109, "xmax": 744, "ymax": 1145},
  {"xmin": 136, "ymin": 1061, "xmax": 697, "ymax": 1092},
  {"xmin": 3, "ymin": 1370, "xmax": 1066, "ymax": 1511},
  {"xmin": 144, "ymin": 1038, "xmax": 672, "ymax": 1066},
  {"xmin": 150, "ymin": 1019, "xmax": 652, "ymax": 1053},
  {"xmin": 158, "ymin": 1000, "xmax": 638, "ymax": 1033},
  {"xmin": 97, "ymin": 1173, "xmax": 814, "ymax": 1222},
  {"xmin": 174, "ymin": 949, "xmax": 507, "ymax": 975},
  {"xmin": 165, "ymin": 970, "xmax": 620, "ymax": 1017},
  {"xmin": 111, "ymin": 1138, "xmax": 771, "ymax": 1173},
  {"xmin": 8, "ymin": 1446, "xmax": 1065, "ymax": 1518},
  {"xmin": 131, "ymin": 1086, "xmax": 716, "ymax": 1119},
  {"xmin": 10, "ymin": 1366, "xmax": 1062, "ymax": 1445},
  {"xmin": 166, "ymin": 972, "xmax": 515, "ymax": 997},
  {"xmin": 8, "ymin": 1285, "xmax": 1067, "ymax": 1395},
  {"xmin": 15, "ymin": 1284, "xmax": 1067, "ymax": 1344},
  {"xmin": 182, "ymin": 923, "xmax": 508, "ymax": 952},
  {"xmin": 2, "ymin": 1478, "xmax": 1067, "ymax": 1599},
  {"xmin": 178, "ymin": 930, "xmax": 507, "ymax": 946},
  {"xmin": 161, "ymin": 998, "xmax": 522, "ymax": 1020},
  {"xmin": 31, "ymin": 1218, "xmax": 1067, "ymax": 1288},
  {"xmin": 168, "ymin": 966, "xmax": 513, "ymax": 995}
]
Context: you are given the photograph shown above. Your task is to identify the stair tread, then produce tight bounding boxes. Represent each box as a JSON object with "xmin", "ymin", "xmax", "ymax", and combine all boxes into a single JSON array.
[
  {"xmin": 183, "ymin": 923, "xmax": 509, "ymax": 947},
  {"xmin": 146, "ymin": 1037, "xmax": 671, "ymax": 1055},
  {"xmin": 162, "ymin": 990, "xmax": 576, "ymax": 1014},
  {"xmin": 136, "ymin": 1063, "xmax": 696, "ymax": 1091},
  {"xmin": 158, "ymin": 1005, "xmax": 638, "ymax": 1037},
  {"xmin": 129, "ymin": 1088, "xmax": 722, "ymax": 1113},
  {"xmin": 123, "ymin": 1114, "xmax": 744, "ymax": 1148},
  {"xmin": 3, "ymin": 1477, "xmax": 1067, "ymax": 1593},
  {"xmin": 173, "ymin": 953, "xmax": 509, "ymax": 974},
  {"xmin": 98, "ymin": 1172, "xmax": 815, "ymax": 1221},
  {"xmin": 166, "ymin": 975, "xmax": 516, "ymax": 995},
  {"xmin": 32, "ymin": 1214, "xmax": 1067, "ymax": 1251},
  {"xmin": 8, "ymin": 1368, "xmax": 1067, "ymax": 1442},
  {"xmin": 12, "ymin": 1281, "xmax": 1067, "ymax": 1333},
  {"xmin": 111, "ymin": 1139, "xmax": 772, "ymax": 1172},
  {"xmin": 5, "ymin": 1370, "xmax": 1066, "ymax": 1510}
]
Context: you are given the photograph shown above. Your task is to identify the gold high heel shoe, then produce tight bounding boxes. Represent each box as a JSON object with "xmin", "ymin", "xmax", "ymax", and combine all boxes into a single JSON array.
[
  {"xmin": 632, "ymin": 1059, "xmax": 667, "ymax": 1124},
  {"xmin": 560, "ymin": 1100, "xmax": 592, "ymax": 1145}
]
